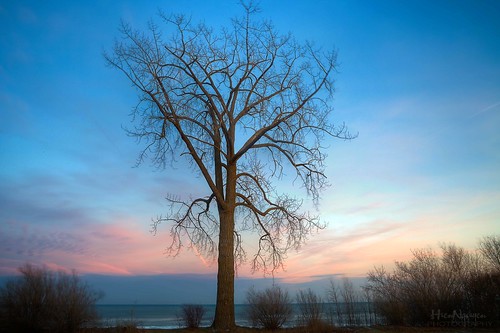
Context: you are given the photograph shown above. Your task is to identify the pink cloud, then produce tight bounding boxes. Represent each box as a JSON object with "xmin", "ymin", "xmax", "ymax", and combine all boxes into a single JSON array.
[{"xmin": 0, "ymin": 216, "xmax": 218, "ymax": 276}]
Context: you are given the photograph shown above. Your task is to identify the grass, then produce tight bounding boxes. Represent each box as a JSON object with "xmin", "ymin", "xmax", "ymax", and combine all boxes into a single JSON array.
[{"xmin": 80, "ymin": 325, "xmax": 499, "ymax": 333}]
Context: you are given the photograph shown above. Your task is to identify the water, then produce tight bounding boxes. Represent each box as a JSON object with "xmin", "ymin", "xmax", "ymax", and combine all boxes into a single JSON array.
[
  {"xmin": 96, "ymin": 303, "xmax": 379, "ymax": 329},
  {"xmin": 96, "ymin": 304, "xmax": 250, "ymax": 329}
]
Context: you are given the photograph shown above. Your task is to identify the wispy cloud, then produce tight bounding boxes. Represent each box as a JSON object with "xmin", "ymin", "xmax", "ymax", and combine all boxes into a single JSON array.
[{"xmin": 472, "ymin": 101, "xmax": 500, "ymax": 118}]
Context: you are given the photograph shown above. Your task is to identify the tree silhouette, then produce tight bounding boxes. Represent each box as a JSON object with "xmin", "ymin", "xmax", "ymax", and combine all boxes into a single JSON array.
[
  {"xmin": 479, "ymin": 234, "xmax": 500, "ymax": 272},
  {"xmin": 106, "ymin": 2, "xmax": 352, "ymax": 329}
]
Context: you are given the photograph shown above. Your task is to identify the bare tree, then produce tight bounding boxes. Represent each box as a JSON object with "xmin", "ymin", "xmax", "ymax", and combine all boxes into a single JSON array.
[
  {"xmin": 361, "ymin": 286, "xmax": 376, "ymax": 326},
  {"xmin": 327, "ymin": 279, "xmax": 343, "ymax": 326},
  {"xmin": 340, "ymin": 277, "xmax": 358, "ymax": 326},
  {"xmin": 105, "ymin": 2, "xmax": 352, "ymax": 329},
  {"xmin": 296, "ymin": 288, "xmax": 324, "ymax": 327}
]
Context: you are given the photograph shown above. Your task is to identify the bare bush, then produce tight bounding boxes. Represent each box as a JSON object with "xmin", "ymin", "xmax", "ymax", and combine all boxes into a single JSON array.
[
  {"xmin": 246, "ymin": 285, "xmax": 293, "ymax": 330},
  {"xmin": 365, "ymin": 237, "xmax": 500, "ymax": 327},
  {"xmin": 0, "ymin": 264, "xmax": 102, "ymax": 333},
  {"xmin": 180, "ymin": 304, "xmax": 205, "ymax": 328}
]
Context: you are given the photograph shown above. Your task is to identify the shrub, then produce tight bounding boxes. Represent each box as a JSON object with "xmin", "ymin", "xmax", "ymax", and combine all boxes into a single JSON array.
[
  {"xmin": 180, "ymin": 304, "xmax": 205, "ymax": 328},
  {"xmin": 246, "ymin": 285, "xmax": 293, "ymax": 330},
  {"xmin": 365, "ymin": 237, "xmax": 500, "ymax": 327},
  {"xmin": 0, "ymin": 264, "xmax": 102, "ymax": 333}
]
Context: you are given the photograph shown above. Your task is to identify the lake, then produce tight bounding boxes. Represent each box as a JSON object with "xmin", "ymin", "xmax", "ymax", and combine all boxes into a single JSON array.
[{"xmin": 96, "ymin": 303, "xmax": 378, "ymax": 329}]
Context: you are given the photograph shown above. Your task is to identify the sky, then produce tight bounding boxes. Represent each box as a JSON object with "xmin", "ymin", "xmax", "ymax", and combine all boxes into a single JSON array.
[{"xmin": 1, "ymin": 0, "xmax": 499, "ymax": 304}]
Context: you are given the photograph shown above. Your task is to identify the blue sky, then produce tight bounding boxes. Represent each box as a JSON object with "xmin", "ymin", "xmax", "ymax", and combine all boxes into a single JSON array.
[{"xmin": 1, "ymin": 0, "xmax": 499, "ymax": 304}]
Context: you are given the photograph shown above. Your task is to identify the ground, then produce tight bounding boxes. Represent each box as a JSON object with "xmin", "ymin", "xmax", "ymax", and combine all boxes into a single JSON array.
[{"xmin": 81, "ymin": 325, "xmax": 499, "ymax": 333}]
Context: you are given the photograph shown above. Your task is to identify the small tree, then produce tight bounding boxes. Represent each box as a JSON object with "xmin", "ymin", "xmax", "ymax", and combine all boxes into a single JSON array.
[
  {"xmin": 327, "ymin": 279, "xmax": 343, "ymax": 326},
  {"xmin": 0, "ymin": 264, "xmax": 102, "ymax": 333},
  {"xmin": 246, "ymin": 285, "xmax": 293, "ymax": 330},
  {"xmin": 180, "ymin": 304, "xmax": 205, "ymax": 329},
  {"xmin": 296, "ymin": 288, "xmax": 324, "ymax": 327},
  {"xmin": 340, "ymin": 277, "xmax": 359, "ymax": 326},
  {"xmin": 361, "ymin": 285, "xmax": 376, "ymax": 325}
]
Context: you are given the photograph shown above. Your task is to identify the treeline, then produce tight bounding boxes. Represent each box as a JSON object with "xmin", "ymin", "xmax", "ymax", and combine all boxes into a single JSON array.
[
  {"xmin": 245, "ymin": 235, "xmax": 499, "ymax": 330},
  {"xmin": 364, "ymin": 235, "xmax": 500, "ymax": 327}
]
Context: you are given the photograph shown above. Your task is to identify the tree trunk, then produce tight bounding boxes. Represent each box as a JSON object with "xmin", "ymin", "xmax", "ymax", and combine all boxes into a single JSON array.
[{"xmin": 212, "ymin": 163, "xmax": 236, "ymax": 330}]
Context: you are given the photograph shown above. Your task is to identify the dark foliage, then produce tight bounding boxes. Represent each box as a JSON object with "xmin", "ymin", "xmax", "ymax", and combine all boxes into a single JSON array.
[{"xmin": 0, "ymin": 264, "xmax": 102, "ymax": 333}]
